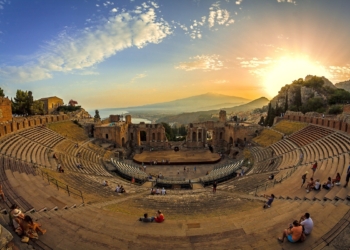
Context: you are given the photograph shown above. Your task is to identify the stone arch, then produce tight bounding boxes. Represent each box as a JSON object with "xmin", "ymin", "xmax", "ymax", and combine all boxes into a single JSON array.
[
  {"xmin": 157, "ymin": 132, "xmax": 161, "ymax": 142},
  {"xmin": 152, "ymin": 133, "xmax": 155, "ymax": 141},
  {"xmin": 17, "ymin": 123, "xmax": 20, "ymax": 130},
  {"xmin": 140, "ymin": 131, "xmax": 147, "ymax": 141},
  {"xmin": 198, "ymin": 132, "xmax": 202, "ymax": 142},
  {"xmin": 192, "ymin": 131, "xmax": 196, "ymax": 141},
  {"xmin": 219, "ymin": 132, "xmax": 223, "ymax": 140},
  {"xmin": 4, "ymin": 126, "xmax": 7, "ymax": 134},
  {"xmin": 122, "ymin": 137, "xmax": 125, "ymax": 146},
  {"xmin": 229, "ymin": 137, "xmax": 233, "ymax": 145}
]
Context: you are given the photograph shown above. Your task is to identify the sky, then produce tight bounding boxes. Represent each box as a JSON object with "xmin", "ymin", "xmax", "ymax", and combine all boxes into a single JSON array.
[{"xmin": 1, "ymin": 0, "xmax": 350, "ymax": 110}]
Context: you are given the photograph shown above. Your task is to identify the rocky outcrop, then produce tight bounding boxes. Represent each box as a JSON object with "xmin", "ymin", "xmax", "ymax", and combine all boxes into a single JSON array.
[
  {"xmin": 270, "ymin": 75, "xmax": 334, "ymax": 109},
  {"xmin": 335, "ymin": 80, "xmax": 350, "ymax": 92}
]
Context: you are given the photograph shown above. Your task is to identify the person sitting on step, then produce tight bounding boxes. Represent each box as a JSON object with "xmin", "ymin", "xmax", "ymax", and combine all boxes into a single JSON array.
[
  {"xmin": 115, "ymin": 185, "xmax": 120, "ymax": 193},
  {"xmin": 21, "ymin": 215, "xmax": 46, "ymax": 238},
  {"xmin": 139, "ymin": 213, "xmax": 154, "ymax": 222},
  {"xmin": 156, "ymin": 188, "xmax": 160, "ymax": 195},
  {"xmin": 120, "ymin": 185, "xmax": 125, "ymax": 193},
  {"xmin": 313, "ymin": 179, "xmax": 321, "ymax": 191},
  {"xmin": 263, "ymin": 194, "xmax": 275, "ymax": 208},
  {"xmin": 0, "ymin": 184, "xmax": 5, "ymax": 202},
  {"xmin": 305, "ymin": 178, "xmax": 315, "ymax": 192},
  {"xmin": 278, "ymin": 220, "xmax": 303, "ymax": 243},
  {"xmin": 268, "ymin": 173, "xmax": 274, "ymax": 180},
  {"xmin": 299, "ymin": 212, "xmax": 313, "ymax": 235},
  {"xmin": 322, "ymin": 177, "xmax": 332, "ymax": 190},
  {"xmin": 161, "ymin": 187, "xmax": 166, "ymax": 195},
  {"xmin": 102, "ymin": 180, "xmax": 109, "ymax": 186},
  {"xmin": 332, "ymin": 173, "xmax": 341, "ymax": 186},
  {"xmin": 152, "ymin": 210, "xmax": 164, "ymax": 223}
]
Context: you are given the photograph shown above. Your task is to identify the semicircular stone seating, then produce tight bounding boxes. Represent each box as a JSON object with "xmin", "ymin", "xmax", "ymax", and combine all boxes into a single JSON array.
[{"xmin": 0, "ymin": 123, "xmax": 349, "ymax": 249}]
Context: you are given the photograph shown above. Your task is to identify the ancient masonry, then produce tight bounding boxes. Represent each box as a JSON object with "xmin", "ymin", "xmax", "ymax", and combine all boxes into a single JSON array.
[
  {"xmin": 94, "ymin": 110, "xmax": 261, "ymax": 152},
  {"xmin": 0, "ymin": 97, "xmax": 12, "ymax": 123},
  {"xmin": 94, "ymin": 115, "xmax": 167, "ymax": 148}
]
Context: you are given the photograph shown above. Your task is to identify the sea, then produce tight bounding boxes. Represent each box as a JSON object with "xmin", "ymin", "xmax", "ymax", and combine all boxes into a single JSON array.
[{"xmin": 88, "ymin": 109, "xmax": 151, "ymax": 124}]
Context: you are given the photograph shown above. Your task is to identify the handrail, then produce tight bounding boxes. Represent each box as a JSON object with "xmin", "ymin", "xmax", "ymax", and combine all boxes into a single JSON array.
[
  {"xmin": 34, "ymin": 166, "xmax": 84, "ymax": 204},
  {"xmin": 254, "ymin": 166, "xmax": 297, "ymax": 196}
]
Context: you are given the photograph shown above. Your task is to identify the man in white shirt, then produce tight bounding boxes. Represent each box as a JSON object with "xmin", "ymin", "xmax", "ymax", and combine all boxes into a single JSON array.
[
  {"xmin": 161, "ymin": 187, "xmax": 166, "ymax": 195},
  {"xmin": 299, "ymin": 213, "xmax": 314, "ymax": 235}
]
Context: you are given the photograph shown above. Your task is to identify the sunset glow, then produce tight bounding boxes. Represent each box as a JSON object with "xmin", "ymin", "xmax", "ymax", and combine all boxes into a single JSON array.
[
  {"xmin": 0, "ymin": 0, "xmax": 350, "ymax": 109},
  {"xmin": 263, "ymin": 57, "xmax": 330, "ymax": 96}
]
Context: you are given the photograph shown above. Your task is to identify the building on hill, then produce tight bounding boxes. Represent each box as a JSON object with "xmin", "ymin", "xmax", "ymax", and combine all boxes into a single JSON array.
[
  {"xmin": 0, "ymin": 97, "xmax": 12, "ymax": 122},
  {"xmin": 94, "ymin": 115, "xmax": 168, "ymax": 148},
  {"xmin": 39, "ymin": 96, "xmax": 64, "ymax": 114}
]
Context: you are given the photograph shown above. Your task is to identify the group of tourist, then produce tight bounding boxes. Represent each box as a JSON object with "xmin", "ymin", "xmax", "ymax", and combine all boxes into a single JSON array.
[
  {"xmin": 57, "ymin": 163, "xmax": 64, "ymax": 173},
  {"xmin": 301, "ymin": 160, "xmax": 347, "ymax": 192},
  {"xmin": 150, "ymin": 187, "xmax": 166, "ymax": 195},
  {"xmin": 278, "ymin": 212, "xmax": 314, "ymax": 243},
  {"xmin": 115, "ymin": 184, "xmax": 126, "ymax": 193},
  {"xmin": 9, "ymin": 204, "xmax": 47, "ymax": 242},
  {"xmin": 139, "ymin": 210, "xmax": 165, "ymax": 223}
]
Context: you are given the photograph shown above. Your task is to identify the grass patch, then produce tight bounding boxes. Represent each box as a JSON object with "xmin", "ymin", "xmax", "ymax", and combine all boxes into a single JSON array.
[
  {"xmin": 253, "ymin": 129, "xmax": 282, "ymax": 147},
  {"xmin": 273, "ymin": 120, "xmax": 308, "ymax": 135},
  {"xmin": 47, "ymin": 121, "xmax": 88, "ymax": 142}
]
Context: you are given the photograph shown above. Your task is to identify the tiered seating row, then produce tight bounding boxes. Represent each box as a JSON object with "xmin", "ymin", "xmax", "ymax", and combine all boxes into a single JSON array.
[
  {"xmin": 250, "ymin": 156, "xmax": 282, "ymax": 174},
  {"xmin": 59, "ymin": 154, "xmax": 112, "ymax": 177},
  {"xmin": 250, "ymin": 147, "xmax": 272, "ymax": 162},
  {"xmin": 0, "ymin": 134, "xmax": 51, "ymax": 167},
  {"xmin": 19, "ymin": 126, "xmax": 65, "ymax": 148},
  {"xmin": 57, "ymin": 140, "xmax": 102, "ymax": 164},
  {"xmin": 287, "ymin": 125, "xmax": 334, "ymax": 147},
  {"xmin": 270, "ymin": 139, "xmax": 297, "ymax": 155},
  {"xmin": 111, "ymin": 159, "xmax": 148, "ymax": 183},
  {"xmin": 260, "ymin": 153, "xmax": 350, "ymax": 201},
  {"xmin": 200, "ymin": 160, "xmax": 243, "ymax": 183},
  {"xmin": 278, "ymin": 149, "xmax": 300, "ymax": 169}
]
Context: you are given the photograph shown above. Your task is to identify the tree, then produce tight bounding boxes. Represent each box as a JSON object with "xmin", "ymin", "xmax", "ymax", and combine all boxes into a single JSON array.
[
  {"xmin": 31, "ymin": 100, "xmax": 44, "ymax": 115},
  {"xmin": 161, "ymin": 122, "xmax": 175, "ymax": 141},
  {"xmin": 328, "ymin": 105, "xmax": 343, "ymax": 115},
  {"xmin": 258, "ymin": 116, "xmax": 265, "ymax": 126},
  {"xmin": 12, "ymin": 90, "xmax": 30, "ymax": 115},
  {"xmin": 178, "ymin": 125, "xmax": 187, "ymax": 136},
  {"xmin": 328, "ymin": 89, "xmax": 350, "ymax": 105},
  {"xmin": 0, "ymin": 87, "xmax": 4, "ymax": 97},
  {"xmin": 94, "ymin": 110, "xmax": 101, "ymax": 121}
]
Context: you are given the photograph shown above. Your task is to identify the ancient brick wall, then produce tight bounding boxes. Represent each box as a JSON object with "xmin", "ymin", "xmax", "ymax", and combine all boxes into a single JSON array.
[{"xmin": 0, "ymin": 97, "xmax": 12, "ymax": 123}]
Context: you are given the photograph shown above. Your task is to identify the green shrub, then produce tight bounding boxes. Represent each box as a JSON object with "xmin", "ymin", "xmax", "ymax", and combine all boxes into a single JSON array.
[{"xmin": 328, "ymin": 105, "xmax": 343, "ymax": 115}]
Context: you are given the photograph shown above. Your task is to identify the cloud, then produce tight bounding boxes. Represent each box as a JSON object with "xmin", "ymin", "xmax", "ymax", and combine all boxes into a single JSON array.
[
  {"xmin": 175, "ymin": 55, "xmax": 223, "ymax": 71},
  {"xmin": 0, "ymin": 7, "xmax": 172, "ymax": 83},
  {"xmin": 235, "ymin": 0, "xmax": 243, "ymax": 4},
  {"xmin": 240, "ymin": 57, "xmax": 274, "ymax": 68},
  {"xmin": 277, "ymin": 0, "xmax": 296, "ymax": 4},
  {"xmin": 208, "ymin": 2, "xmax": 234, "ymax": 28},
  {"xmin": 130, "ymin": 73, "xmax": 147, "ymax": 83},
  {"xmin": 328, "ymin": 64, "xmax": 350, "ymax": 82},
  {"xmin": 213, "ymin": 79, "xmax": 229, "ymax": 84},
  {"xmin": 110, "ymin": 8, "xmax": 118, "ymax": 12}
]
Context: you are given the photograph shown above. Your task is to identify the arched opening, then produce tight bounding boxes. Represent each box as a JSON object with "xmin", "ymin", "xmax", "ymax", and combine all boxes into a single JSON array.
[
  {"xmin": 229, "ymin": 137, "xmax": 233, "ymax": 145},
  {"xmin": 105, "ymin": 134, "xmax": 109, "ymax": 139},
  {"xmin": 152, "ymin": 133, "xmax": 155, "ymax": 141},
  {"xmin": 157, "ymin": 132, "xmax": 161, "ymax": 142},
  {"xmin": 122, "ymin": 137, "xmax": 125, "ymax": 146},
  {"xmin": 130, "ymin": 133, "xmax": 134, "ymax": 140},
  {"xmin": 4, "ymin": 126, "xmax": 7, "ymax": 134},
  {"xmin": 140, "ymin": 131, "xmax": 147, "ymax": 141},
  {"xmin": 198, "ymin": 132, "xmax": 202, "ymax": 142},
  {"xmin": 192, "ymin": 132, "xmax": 197, "ymax": 141},
  {"xmin": 17, "ymin": 123, "xmax": 20, "ymax": 130},
  {"xmin": 219, "ymin": 132, "xmax": 223, "ymax": 140}
]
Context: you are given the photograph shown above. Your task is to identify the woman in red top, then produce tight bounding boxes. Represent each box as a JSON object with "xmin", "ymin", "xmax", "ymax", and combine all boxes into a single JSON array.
[
  {"xmin": 154, "ymin": 210, "xmax": 164, "ymax": 223},
  {"xmin": 332, "ymin": 173, "xmax": 341, "ymax": 186}
]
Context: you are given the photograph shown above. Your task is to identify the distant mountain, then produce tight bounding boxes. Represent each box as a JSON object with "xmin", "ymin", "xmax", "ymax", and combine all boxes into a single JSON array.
[
  {"xmin": 335, "ymin": 80, "xmax": 350, "ymax": 92},
  {"xmin": 101, "ymin": 93, "xmax": 251, "ymax": 114},
  {"xmin": 156, "ymin": 97, "xmax": 269, "ymax": 124}
]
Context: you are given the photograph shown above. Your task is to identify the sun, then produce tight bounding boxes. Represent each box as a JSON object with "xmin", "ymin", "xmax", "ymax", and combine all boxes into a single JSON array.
[{"xmin": 263, "ymin": 56, "xmax": 329, "ymax": 97}]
